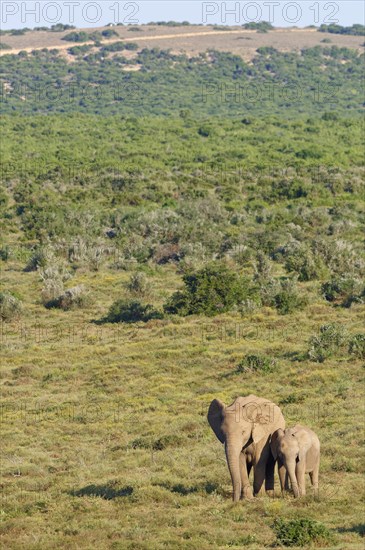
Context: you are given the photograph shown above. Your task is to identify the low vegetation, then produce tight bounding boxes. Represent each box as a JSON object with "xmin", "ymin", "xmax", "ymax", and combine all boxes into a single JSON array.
[{"xmin": 273, "ymin": 517, "xmax": 334, "ymax": 547}]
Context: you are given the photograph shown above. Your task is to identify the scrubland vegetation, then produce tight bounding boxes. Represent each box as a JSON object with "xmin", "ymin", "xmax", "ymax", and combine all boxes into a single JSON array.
[{"xmin": 0, "ymin": 32, "xmax": 364, "ymax": 549}]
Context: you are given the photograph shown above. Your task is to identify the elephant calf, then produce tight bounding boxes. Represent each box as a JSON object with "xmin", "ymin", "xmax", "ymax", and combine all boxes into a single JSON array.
[{"xmin": 270, "ymin": 424, "xmax": 320, "ymax": 498}]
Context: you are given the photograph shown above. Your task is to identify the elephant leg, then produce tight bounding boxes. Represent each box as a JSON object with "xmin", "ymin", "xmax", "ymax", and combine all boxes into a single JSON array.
[
  {"xmin": 265, "ymin": 451, "xmax": 275, "ymax": 495},
  {"xmin": 239, "ymin": 453, "xmax": 253, "ymax": 499},
  {"xmin": 296, "ymin": 461, "xmax": 306, "ymax": 497},
  {"xmin": 285, "ymin": 471, "xmax": 290, "ymax": 492},
  {"xmin": 253, "ymin": 448, "xmax": 269, "ymax": 496},
  {"xmin": 310, "ymin": 464, "xmax": 319, "ymax": 499},
  {"xmin": 277, "ymin": 458, "xmax": 287, "ymax": 495}
]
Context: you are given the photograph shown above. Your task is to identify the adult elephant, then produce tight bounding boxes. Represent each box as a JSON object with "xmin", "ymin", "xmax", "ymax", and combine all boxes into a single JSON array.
[{"xmin": 208, "ymin": 394, "xmax": 285, "ymax": 502}]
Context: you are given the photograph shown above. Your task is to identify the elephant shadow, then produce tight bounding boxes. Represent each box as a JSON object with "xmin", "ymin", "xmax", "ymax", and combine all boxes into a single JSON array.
[
  {"xmin": 155, "ymin": 481, "xmax": 222, "ymax": 496},
  {"xmin": 70, "ymin": 483, "xmax": 133, "ymax": 500}
]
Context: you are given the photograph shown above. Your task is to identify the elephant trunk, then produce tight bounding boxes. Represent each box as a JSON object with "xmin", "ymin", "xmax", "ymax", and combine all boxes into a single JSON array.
[
  {"xmin": 286, "ymin": 460, "xmax": 299, "ymax": 498},
  {"xmin": 225, "ymin": 441, "xmax": 242, "ymax": 502}
]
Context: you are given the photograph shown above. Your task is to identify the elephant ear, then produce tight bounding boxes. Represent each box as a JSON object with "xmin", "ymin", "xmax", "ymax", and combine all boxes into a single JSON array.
[
  {"xmin": 251, "ymin": 422, "xmax": 267, "ymax": 444},
  {"xmin": 207, "ymin": 399, "xmax": 226, "ymax": 443},
  {"xmin": 270, "ymin": 429, "xmax": 284, "ymax": 460},
  {"xmin": 296, "ymin": 430, "xmax": 312, "ymax": 463}
]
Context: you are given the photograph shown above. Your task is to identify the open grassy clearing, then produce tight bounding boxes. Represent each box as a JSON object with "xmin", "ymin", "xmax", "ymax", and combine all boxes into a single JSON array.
[{"xmin": 1, "ymin": 255, "xmax": 364, "ymax": 548}]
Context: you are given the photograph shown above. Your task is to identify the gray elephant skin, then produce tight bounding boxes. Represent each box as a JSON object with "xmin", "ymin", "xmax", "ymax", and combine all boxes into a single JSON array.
[
  {"xmin": 270, "ymin": 424, "xmax": 320, "ymax": 498},
  {"xmin": 208, "ymin": 394, "xmax": 285, "ymax": 502}
]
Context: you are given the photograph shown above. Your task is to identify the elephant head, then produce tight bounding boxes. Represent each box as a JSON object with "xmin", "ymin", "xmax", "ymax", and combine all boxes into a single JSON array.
[
  {"xmin": 270, "ymin": 426, "xmax": 312, "ymax": 498},
  {"xmin": 208, "ymin": 394, "xmax": 285, "ymax": 502}
]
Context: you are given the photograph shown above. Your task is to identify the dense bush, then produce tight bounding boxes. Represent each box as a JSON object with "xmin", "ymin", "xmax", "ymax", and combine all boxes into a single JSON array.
[
  {"xmin": 1, "ymin": 46, "xmax": 364, "ymax": 116},
  {"xmin": 102, "ymin": 29, "xmax": 118, "ymax": 38},
  {"xmin": 68, "ymin": 45, "xmax": 93, "ymax": 56},
  {"xmin": 164, "ymin": 264, "xmax": 250, "ymax": 316},
  {"xmin": 104, "ymin": 299, "xmax": 162, "ymax": 323},
  {"xmin": 284, "ymin": 245, "xmax": 327, "ymax": 281},
  {"xmin": 348, "ymin": 334, "xmax": 365, "ymax": 360},
  {"xmin": 273, "ymin": 517, "xmax": 333, "ymax": 547},
  {"xmin": 319, "ymin": 23, "xmax": 365, "ymax": 36},
  {"xmin": 62, "ymin": 31, "xmax": 103, "ymax": 43},
  {"xmin": 47, "ymin": 285, "xmax": 91, "ymax": 311},
  {"xmin": 237, "ymin": 354, "xmax": 277, "ymax": 374},
  {"xmin": 101, "ymin": 42, "xmax": 125, "ymax": 53},
  {"xmin": 274, "ymin": 279, "xmax": 307, "ymax": 315},
  {"xmin": 308, "ymin": 323, "xmax": 348, "ymax": 362},
  {"xmin": 0, "ymin": 291, "xmax": 23, "ymax": 321},
  {"xmin": 25, "ymin": 247, "xmax": 54, "ymax": 272},
  {"xmin": 125, "ymin": 272, "xmax": 151, "ymax": 297},
  {"xmin": 321, "ymin": 277, "xmax": 364, "ymax": 307},
  {"xmin": 244, "ymin": 22, "xmax": 273, "ymax": 32}
]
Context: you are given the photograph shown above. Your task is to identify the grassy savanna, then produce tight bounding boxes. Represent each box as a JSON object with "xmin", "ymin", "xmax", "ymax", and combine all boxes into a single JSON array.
[
  {"xmin": 1, "ymin": 257, "xmax": 364, "ymax": 548},
  {"xmin": 1, "ymin": 24, "xmax": 365, "ymax": 549}
]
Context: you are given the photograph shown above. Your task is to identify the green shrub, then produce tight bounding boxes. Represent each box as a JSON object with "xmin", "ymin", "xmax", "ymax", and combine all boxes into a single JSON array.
[
  {"xmin": 48, "ymin": 285, "xmax": 91, "ymax": 311},
  {"xmin": 105, "ymin": 299, "xmax": 163, "ymax": 323},
  {"xmin": 322, "ymin": 277, "xmax": 364, "ymax": 307},
  {"xmin": 101, "ymin": 42, "xmax": 125, "ymax": 53},
  {"xmin": 125, "ymin": 272, "xmax": 151, "ymax": 297},
  {"xmin": 348, "ymin": 334, "xmax": 365, "ymax": 360},
  {"xmin": 0, "ymin": 291, "xmax": 23, "ymax": 321},
  {"xmin": 285, "ymin": 247, "xmax": 327, "ymax": 281},
  {"xmin": 273, "ymin": 517, "xmax": 333, "ymax": 547},
  {"xmin": 101, "ymin": 29, "xmax": 118, "ymax": 38},
  {"xmin": 274, "ymin": 279, "xmax": 307, "ymax": 315},
  {"xmin": 68, "ymin": 45, "xmax": 93, "ymax": 56},
  {"xmin": 164, "ymin": 263, "xmax": 250, "ymax": 316},
  {"xmin": 237, "ymin": 354, "xmax": 277, "ymax": 374},
  {"xmin": 308, "ymin": 323, "xmax": 348, "ymax": 362},
  {"xmin": 62, "ymin": 31, "xmax": 90, "ymax": 43},
  {"xmin": 25, "ymin": 247, "xmax": 52, "ymax": 272}
]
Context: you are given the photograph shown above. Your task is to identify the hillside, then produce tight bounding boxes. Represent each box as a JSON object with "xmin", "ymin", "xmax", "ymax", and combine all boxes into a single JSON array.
[
  {"xmin": 1, "ymin": 44, "xmax": 364, "ymax": 117},
  {"xmin": 1, "ymin": 23, "xmax": 364, "ymax": 550},
  {"xmin": 1, "ymin": 24, "xmax": 364, "ymax": 58}
]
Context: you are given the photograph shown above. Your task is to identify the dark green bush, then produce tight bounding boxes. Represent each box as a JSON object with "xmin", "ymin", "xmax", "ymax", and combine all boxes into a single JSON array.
[
  {"xmin": 348, "ymin": 334, "xmax": 365, "ymax": 360},
  {"xmin": 274, "ymin": 279, "xmax": 307, "ymax": 315},
  {"xmin": 62, "ymin": 31, "xmax": 90, "ymax": 43},
  {"xmin": 164, "ymin": 263, "xmax": 250, "ymax": 316},
  {"xmin": 322, "ymin": 277, "xmax": 364, "ymax": 307},
  {"xmin": 25, "ymin": 248, "xmax": 51, "ymax": 272},
  {"xmin": 285, "ymin": 248, "xmax": 327, "ymax": 281},
  {"xmin": 244, "ymin": 22, "xmax": 273, "ymax": 32},
  {"xmin": 308, "ymin": 323, "xmax": 348, "ymax": 362},
  {"xmin": 47, "ymin": 285, "xmax": 91, "ymax": 311},
  {"xmin": 101, "ymin": 42, "xmax": 125, "ymax": 53},
  {"xmin": 102, "ymin": 29, "xmax": 118, "ymax": 38},
  {"xmin": 273, "ymin": 517, "xmax": 333, "ymax": 547},
  {"xmin": 105, "ymin": 299, "xmax": 163, "ymax": 323},
  {"xmin": 237, "ymin": 354, "xmax": 277, "ymax": 374}
]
